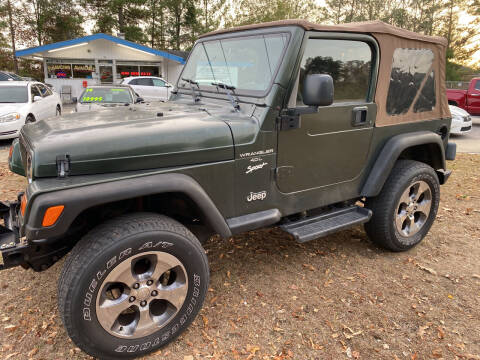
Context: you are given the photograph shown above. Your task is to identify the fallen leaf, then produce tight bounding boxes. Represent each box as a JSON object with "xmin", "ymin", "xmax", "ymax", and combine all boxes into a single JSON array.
[
  {"xmin": 4, "ymin": 324, "xmax": 17, "ymax": 332},
  {"xmin": 28, "ymin": 348, "xmax": 39, "ymax": 357},
  {"xmin": 417, "ymin": 264, "xmax": 437, "ymax": 275}
]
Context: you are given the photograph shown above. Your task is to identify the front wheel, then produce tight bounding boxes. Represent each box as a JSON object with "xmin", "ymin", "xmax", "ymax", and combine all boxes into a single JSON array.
[
  {"xmin": 364, "ymin": 160, "xmax": 440, "ymax": 252},
  {"xmin": 58, "ymin": 213, "xmax": 209, "ymax": 359},
  {"xmin": 56, "ymin": 105, "xmax": 61, "ymax": 116}
]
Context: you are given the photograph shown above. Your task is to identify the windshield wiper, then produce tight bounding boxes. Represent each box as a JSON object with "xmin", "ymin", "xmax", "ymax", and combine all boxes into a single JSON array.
[
  {"xmin": 212, "ymin": 82, "xmax": 240, "ymax": 111},
  {"xmin": 182, "ymin": 77, "xmax": 201, "ymax": 104}
]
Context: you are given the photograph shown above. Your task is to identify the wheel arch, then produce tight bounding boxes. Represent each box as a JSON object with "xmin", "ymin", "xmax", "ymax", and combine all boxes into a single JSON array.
[
  {"xmin": 24, "ymin": 173, "xmax": 232, "ymax": 242},
  {"xmin": 361, "ymin": 131, "xmax": 446, "ymax": 197}
]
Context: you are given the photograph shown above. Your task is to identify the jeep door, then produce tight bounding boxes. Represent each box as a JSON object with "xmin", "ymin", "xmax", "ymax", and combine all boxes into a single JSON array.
[{"xmin": 277, "ymin": 34, "xmax": 378, "ymax": 194}]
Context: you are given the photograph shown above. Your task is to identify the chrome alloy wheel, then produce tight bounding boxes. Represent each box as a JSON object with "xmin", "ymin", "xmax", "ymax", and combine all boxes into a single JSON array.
[
  {"xmin": 395, "ymin": 180, "xmax": 432, "ymax": 237},
  {"xmin": 95, "ymin": 251, "xmax": 188, "ymax": 339}
]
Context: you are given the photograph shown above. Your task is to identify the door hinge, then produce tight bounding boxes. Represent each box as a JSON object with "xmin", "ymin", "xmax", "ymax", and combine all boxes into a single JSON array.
[
  {"xmin": 56, "ymin": 155, "xmax": 71, "ymax": 178},
  {"xmin": 277, "ymin": 109, "xmax": 300, "ymax": 131}
]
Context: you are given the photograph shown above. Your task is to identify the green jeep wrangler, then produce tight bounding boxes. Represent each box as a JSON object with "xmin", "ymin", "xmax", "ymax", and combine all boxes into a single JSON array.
[{"xmin": 0, "ymin": 20, "xmax": 456, "ymax": 359}]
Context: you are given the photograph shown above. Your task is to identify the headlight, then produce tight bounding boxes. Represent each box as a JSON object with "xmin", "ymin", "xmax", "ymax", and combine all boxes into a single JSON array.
[
  {"xmin": 26, "ymin": 152, "xmax": 33, "ymax": 184},
  {"xmin": 0, "ymin": 112, "xmax": 21, "ymax": 123}
]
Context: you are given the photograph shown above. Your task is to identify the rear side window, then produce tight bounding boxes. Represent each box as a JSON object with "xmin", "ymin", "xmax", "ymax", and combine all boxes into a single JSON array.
[
  {"xmin": 133, "ymin": 78, "xmax": 153, "ymax": 86},
  {"xmin": 475, "ymin": 80, "xmax": 480, "ymax": 91},
  {"xmin": 386, "ymin": 48, "xmax": 436, "ymax": 115},
  {"xmin": 297, "ymin": 39, "xmax": 373, "ymax": 105}
]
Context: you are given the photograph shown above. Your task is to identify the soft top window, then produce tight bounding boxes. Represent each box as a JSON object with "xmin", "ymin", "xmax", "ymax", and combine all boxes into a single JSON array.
[{"xmin": 386, "ymin": 48, "xmax": 436, "ymax": 115}]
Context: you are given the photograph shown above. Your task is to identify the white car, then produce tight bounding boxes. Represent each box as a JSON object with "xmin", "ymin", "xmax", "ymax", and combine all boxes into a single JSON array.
[
  {"xmin": 121, "ymin": 76, "xmax": 173, "ymax": 101},
  {"xmin": 74, "ymin": 85, "xmax": 142, "ymax": 112},
  {"xmin": 0, "ymin": 81, "xmax": 62, "ymax": 139},
  {"xmin": 449, "ymin": 105, "xmax": 472, "ymax": 135}
]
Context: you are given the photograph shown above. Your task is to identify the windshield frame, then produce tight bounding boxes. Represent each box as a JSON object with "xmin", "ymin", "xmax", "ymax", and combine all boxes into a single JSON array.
[
  {"xmin": 78, "ymin": 87, "xmax": 134, "ymax": 104},
  {"xmin": 177, "ymin": 31, "xmax": 291, "ymax": 98}
]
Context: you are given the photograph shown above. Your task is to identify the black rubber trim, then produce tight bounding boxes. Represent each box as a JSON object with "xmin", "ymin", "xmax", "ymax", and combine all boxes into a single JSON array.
[
  {"xmin": 436, "ymin": 169, "xmax": 452, "ymax": 184},
  {"xmin": 362, "ymin": 131, "xmax": 446, "ymax": 197},
  {"xmin": 227, "ymin": 209, "xmax": 281, "ymax": 235},
  {"xmin": 24, "ymin": 173, "xmax": 232, "ymax": 240},
  {"xmin": 446, "ymin": 142, "xmax": 456, "ymax": 161}
]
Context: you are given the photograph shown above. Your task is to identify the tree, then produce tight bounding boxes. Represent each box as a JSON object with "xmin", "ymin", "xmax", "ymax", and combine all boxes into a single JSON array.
[
  {"xmin": 224, "ymin": 0, "xmax": 320, "ymax": 27},
  {"xmin": 82, "ymin": 0, "xmax": 147, "ymax": 42},
  {"xmin": 18, "ymin": 0, "xmax": 84, "ymax": 46},
  {"xmin": 164, "ymin": 0, "xmax": 198, "ymax": 50}
]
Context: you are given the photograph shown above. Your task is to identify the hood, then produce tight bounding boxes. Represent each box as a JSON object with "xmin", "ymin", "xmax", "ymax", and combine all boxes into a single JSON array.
[
  {"xmin": 0, "ymin": 103, "xmax": 24, "ymax": 115},
  {"xmin": 21, "ymin": 102, "xmax": 234, "ymax": 178},
  {"xmin": 76, "ymin": 102, "xmax": 132, "ymax": 112},
  {"xmin": 449, "ymin": 105, "xmax": 469, "ymax": 117}
]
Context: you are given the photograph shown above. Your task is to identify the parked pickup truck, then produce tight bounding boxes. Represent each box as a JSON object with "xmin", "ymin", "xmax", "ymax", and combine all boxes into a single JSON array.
[
  {"xmin": 1, "ymin": 19, "xmax": 455, "ymax": 359},
  {"xmin": 447, "ymin": 77, "xmax": 480, "ymax": 115}
]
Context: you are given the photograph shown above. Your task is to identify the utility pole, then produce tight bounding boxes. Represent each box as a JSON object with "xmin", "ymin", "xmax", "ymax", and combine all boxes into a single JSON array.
[{"xmin": 7, "ymin": 0, "xmax": 19, "ymax": 73}]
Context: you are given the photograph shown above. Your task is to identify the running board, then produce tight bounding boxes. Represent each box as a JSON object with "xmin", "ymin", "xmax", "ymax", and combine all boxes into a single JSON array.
[{"xmin": 280, "ymin": 206, "xmax": 372, "ymax": 243}]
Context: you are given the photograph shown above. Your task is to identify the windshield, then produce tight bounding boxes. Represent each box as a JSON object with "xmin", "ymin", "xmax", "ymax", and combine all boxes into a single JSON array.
[
  {"xmin": 180, "ymin": 33, "xmax": 289, "ymax": 95},
  {"xmin": 80, "ymin": 87, "xmax": 133, "ymax": 104},
  {"xmin": 0, "ymin": 86, "xmax": 28, "ymax": 103}
]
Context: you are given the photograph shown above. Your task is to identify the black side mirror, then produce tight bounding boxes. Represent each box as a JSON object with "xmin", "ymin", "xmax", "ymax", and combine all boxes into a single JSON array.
[
  {"xmin": 72, "ymin": 97, "xmax": 77, "ymax": 104},
  {"xmin": 302, "ymin": 74, "xmax": 334, "ymax": 107},
  {"xmin": 135, "ymin": 97, "xmax": 144, "ymax": 103}
]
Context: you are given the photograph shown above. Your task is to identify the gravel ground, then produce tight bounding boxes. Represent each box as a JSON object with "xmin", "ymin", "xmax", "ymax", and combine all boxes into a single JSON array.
[{"xmin": 0, "ymin": 151, "xmax": 479, "ymax": 360}]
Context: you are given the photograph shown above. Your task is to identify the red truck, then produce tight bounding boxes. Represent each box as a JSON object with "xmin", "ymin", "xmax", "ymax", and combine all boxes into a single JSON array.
[{"xmin": 447, "ymin": 77, "xmax": 480, "ymax": 115}]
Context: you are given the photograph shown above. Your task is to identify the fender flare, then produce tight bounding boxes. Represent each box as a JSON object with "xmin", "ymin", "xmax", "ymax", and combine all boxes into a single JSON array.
[
  {"xmin": 24, "ymin": 173, "xmax": 232, "ymax": 241},
  {"xmin": 361, "ymin": 131, "xmax": 445, "ymax": 197}
]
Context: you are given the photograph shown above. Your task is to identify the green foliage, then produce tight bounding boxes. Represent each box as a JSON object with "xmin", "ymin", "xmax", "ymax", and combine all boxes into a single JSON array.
[
  {"xmin": 81, "ymin": 0, "xmax": 147, "ymax": 43},
  {"xmin": 224, "ymin": 0, "xmax": 320, "ymax": 27}
]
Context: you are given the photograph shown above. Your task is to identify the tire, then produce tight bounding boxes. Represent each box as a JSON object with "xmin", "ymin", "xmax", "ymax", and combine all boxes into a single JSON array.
[
  {"xmin": 364, "ymin": 160, "xmax": 440, "ymax": 252},
  {"xmin": 25, "ymin": 114, "xmax": 35, "ymax": 124},
  {"xmin": 56, "ymin": 105, "xmax": 61, "ymax": 116},
  {"xmin": 58, "ymin": 213, "xmax": 209, "ymax": 359}
]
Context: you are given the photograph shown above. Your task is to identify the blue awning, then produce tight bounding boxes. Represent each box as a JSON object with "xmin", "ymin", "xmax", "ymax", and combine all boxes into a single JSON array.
[{"xmin": 15, "ymin": 33, "xmax": 186, "ymax": 64}]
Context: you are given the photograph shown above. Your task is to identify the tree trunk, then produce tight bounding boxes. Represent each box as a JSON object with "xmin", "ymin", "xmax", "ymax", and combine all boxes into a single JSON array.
[
  {"xmin": 7, "ymin": 0, "xmax": 18, "ymax": 73},
  {"xmin": 118, "ymin": 5, "xmax": 125, "ymax": 33},
  {"xmin": 151, "ymin": 0, "xmax": 156, "ymax": 48}
]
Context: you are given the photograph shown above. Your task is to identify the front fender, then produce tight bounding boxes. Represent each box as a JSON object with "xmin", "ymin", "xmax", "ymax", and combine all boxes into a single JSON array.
[
  {"xmin": 361, "ymin": 131, "xmax": 446, "ymax": 197},
  {"xmin": 24, "ymin": 173, "xmax": 232, "ymax": 241}
]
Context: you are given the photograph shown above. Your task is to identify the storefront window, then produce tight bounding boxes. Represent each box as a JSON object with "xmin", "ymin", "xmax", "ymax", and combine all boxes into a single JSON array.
[
  {"xmin": 47, "ymin": 64, "xmax": 72, "ymax": 79},
  {"xmin": 72, "ymin": 64, "xmax": 95, "ymax": 79},
  {"xmin": 140, "ymin": 66, "xmax": 159, "ymax": 77},
  {"xmin": 117, "ymin": 65, "xmax": 139, "ymax": 78}
]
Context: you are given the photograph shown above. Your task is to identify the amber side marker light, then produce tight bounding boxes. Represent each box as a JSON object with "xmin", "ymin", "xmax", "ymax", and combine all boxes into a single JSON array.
[
  {"xmin": 8, "ymin": 146, "xmax": 13, "ymax": 162},
  {"xmin": 42, "ymin": 205, "xmax": 64, "ymax": 227},
  {"xmin": 20, "ymin": 194, "xmax": 27, "ymax": 216}
]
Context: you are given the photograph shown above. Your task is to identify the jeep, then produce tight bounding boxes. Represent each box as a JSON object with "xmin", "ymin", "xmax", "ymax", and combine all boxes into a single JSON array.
[{"xmin": 0, "ymin": 20, "xmax": 456, "ymax": 359}]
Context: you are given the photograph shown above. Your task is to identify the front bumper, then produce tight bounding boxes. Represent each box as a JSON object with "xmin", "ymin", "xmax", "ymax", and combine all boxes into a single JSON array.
[
  {"xmin": 0, "ymin": 119, "xmax": 23, "ymax": 139},
  {"xmin": 0, "ymin": 200, "xmax": 26, "ymax": 270}
]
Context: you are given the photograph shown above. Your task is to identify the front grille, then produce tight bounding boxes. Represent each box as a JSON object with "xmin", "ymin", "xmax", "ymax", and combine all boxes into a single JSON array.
[
  {"xmin": 0, "ymin": 130, "xmax": 17, "ymax": 136},
  {"xmin": 461, "ymin": 125, "xmax": 472, "ymax": 131}
]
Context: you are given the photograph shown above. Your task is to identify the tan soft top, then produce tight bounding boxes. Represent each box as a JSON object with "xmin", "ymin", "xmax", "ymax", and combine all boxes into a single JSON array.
[
  {"xmin": 201, "ymin": 20, "xmax": 449, "ymax": 126},
  {"xmin": 200, "ymin": 19, "xmax": 447, "ymax": 46}
]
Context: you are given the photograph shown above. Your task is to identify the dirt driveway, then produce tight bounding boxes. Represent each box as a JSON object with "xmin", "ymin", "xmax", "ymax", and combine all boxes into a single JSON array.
[{"xmin": 0, "ymin": 152, "xmax": 479, "ymax": 360}]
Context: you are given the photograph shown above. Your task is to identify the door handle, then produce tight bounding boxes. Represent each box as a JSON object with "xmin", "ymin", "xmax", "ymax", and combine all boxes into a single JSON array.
[{"xmin": 352, "ymin": 106, "xmax": 368, "ymax": 126}]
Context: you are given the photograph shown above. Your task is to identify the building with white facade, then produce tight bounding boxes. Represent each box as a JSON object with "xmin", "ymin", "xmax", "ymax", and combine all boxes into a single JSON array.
[{"xmin": 15, "ymin": 34, "xmax": 186, "ymax": 100}]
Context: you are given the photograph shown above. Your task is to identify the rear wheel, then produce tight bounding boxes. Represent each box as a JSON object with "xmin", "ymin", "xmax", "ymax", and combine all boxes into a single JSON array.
[
  {"xmin": 58, "ymin": 213, "xmax": 209, "ymax": 359},
  {"xmin": 364, "ymin": 160, "xmax": 440, "ymax": 252}
]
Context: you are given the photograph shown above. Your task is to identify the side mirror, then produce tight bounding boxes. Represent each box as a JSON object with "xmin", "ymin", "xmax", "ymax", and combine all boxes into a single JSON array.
[
  {"xmin": 135, "ymin": 97, "xmax": 144, "ymax": 103},
  {"xmin": 72, "ymin": 97, "xmax": 77, "ymax": 104},
  {"xmin": 33, "ymin": 96, "xmax": 42, "ymax": 102},
  {"xmin": 302, "ymin": 74, "xmax": 334, "ymax": 107},
  {"xmin": 166, "ymin": 84, "xmax": 172, "ymax": 88}
]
